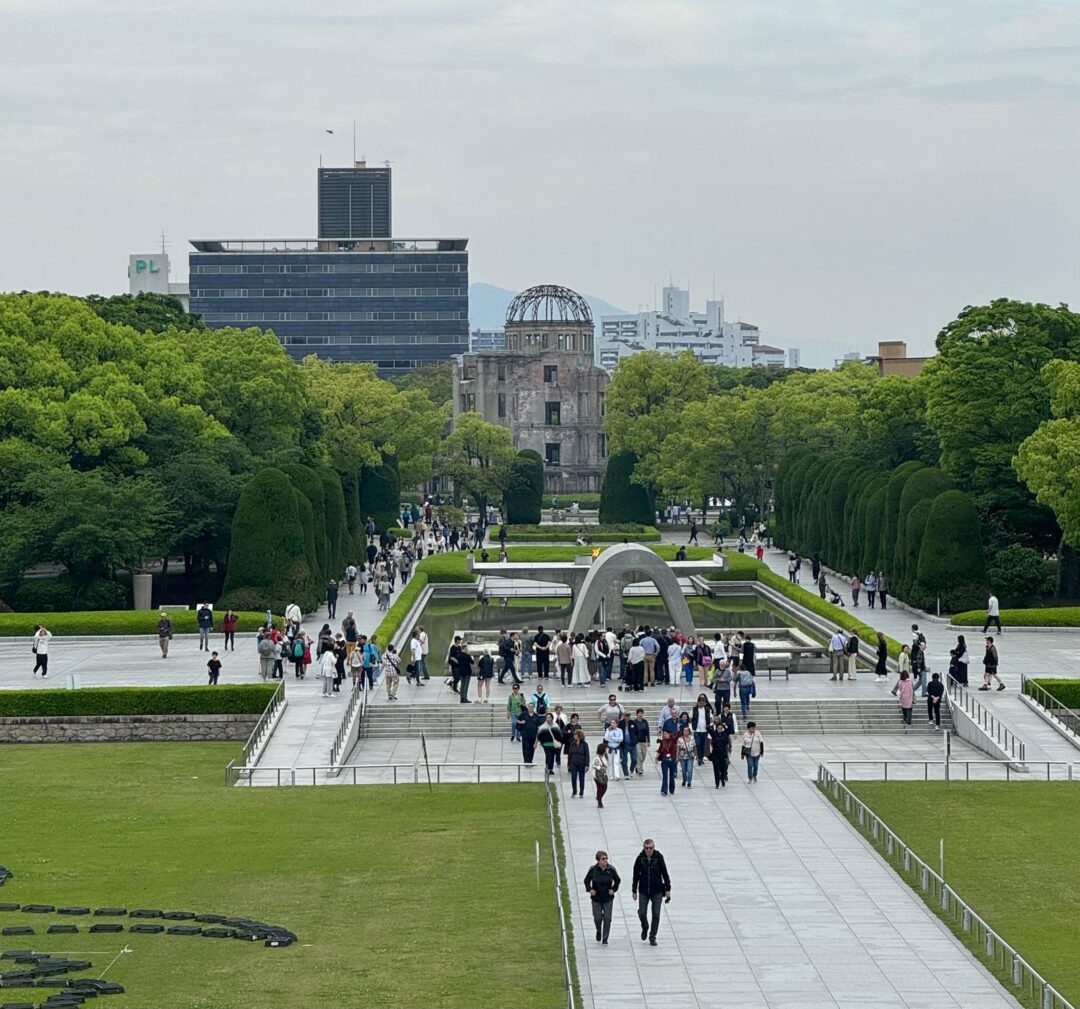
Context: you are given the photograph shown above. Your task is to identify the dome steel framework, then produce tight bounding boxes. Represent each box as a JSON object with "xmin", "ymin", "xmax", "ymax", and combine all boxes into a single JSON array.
[{"xmin": 505, "ymin": 285, "xmax": 593, "ymax": 325}]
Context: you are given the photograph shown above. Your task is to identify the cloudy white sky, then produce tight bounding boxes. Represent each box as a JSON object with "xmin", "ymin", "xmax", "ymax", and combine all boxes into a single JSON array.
[{"xmin": 1, "ymin": 0, "xmax": 1078, "ymax": 366}]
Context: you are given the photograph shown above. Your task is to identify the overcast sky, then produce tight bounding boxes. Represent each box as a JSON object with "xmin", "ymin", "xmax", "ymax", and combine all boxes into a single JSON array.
[{"xmin": 2, "ymin": 0, "xmax": 1078, "ymax": 366}]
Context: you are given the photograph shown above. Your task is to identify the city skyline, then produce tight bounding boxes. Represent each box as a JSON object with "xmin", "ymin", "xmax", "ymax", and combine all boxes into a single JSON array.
[{"xmin": 2, "ymin": 0, "xmax": 1078, "ymax": 368}]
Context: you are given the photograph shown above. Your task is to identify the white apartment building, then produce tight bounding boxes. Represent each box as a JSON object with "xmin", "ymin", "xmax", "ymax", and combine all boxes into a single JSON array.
[{"xmin": 598, "ymin": 285, "xmax": 789, "ymax": 371}]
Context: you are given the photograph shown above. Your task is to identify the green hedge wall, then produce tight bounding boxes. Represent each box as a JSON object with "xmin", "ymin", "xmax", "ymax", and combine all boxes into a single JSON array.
[
  {"xmin": 502, "ymin": 524, "xmax": 661, "ymax": 543},
  {"xmin": 360, "ymin": 460, "xmax": 401, "ymax": 535},
  {"xmin": 372, "ymin": 552, "xmax": 476, "ymax": 645},
  {"xmin": 0, "ymin": 684, "xmax": 277, "ymax": 717},
  {"xmin": 599, "ymin": 451, "xmax": 654, "ymax": 525},
  {"xmin": 951, "ymin": 607, "xmax": 1080, "ymax": 627},
  {"xmin": 912, "ymin": 490, "xmax": 988, "ymax": 612},
  {"xmin": 0, "ymin": 610, "xmax": 267, "ymax": 637},
  {"xmin": 281, "ymin": 463, "xmax": 331, "ymax": 581},
  {"xmin": 1024, "ymin": 679, "xmax": 1080, "ymax": 708}
]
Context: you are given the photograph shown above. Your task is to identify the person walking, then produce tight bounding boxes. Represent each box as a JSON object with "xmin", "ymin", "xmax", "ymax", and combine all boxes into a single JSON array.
[
  {"xmin": 983, "ymin": 594, "xmax": 1002, "ymax": 634},
  {"xmin": 818, "ymin": 570, "xmax": 828, "ymax": 599},
  {"xmin": 865, "ymin": 571, "xmax": 878, "ymax": 609},
  {"xmin": 640, "ymin": 629, "xmax": 659, "ymax": 687},
  {"xmin": 567, "ymin": 729, "xmax": 589, "ymax": 798},
  {"xmin": 257, "ymin": 632, "xmax": 275, "ymax": 681},
  {"xmin": 584, "ymin": 851, "xmax": 621, "ymax": 945},
  {"xmin": 31, "ymin": 625, "xmax": 52, "ymax": 676},
  {"xmin": 874, "ymin": 632, "xmax": 888, "ymax": 682},
  {"xmin": 741, "ymin": 722, "xmax": 765, "ymax": 783},
  {"xmin": 878, "ymin": 572, "xmax": 889, "ymax": 610},
  {"xmin": 897, "ymin": 669, "xmax": 914, "ymax": 725},
  {"xmin": 475, "ymin": 648, "xmax": 494, "ymax": 702},
  {"xmin": 417, "ymin": 625, "xmax": 430, "ymax": 681},
  {"xmin": 221, "ymin": 610, "xmax": 238, "ymax": 651},
  {"xmin": 538, "ymin": 713, "xmax": 564, "ymax": 778},
  {"xmin": 949, "ymin": 634, "xmax": 970, "ymax": 687},
  {"xmin": 691, "ymin": 693, "xmax": 712, "ymax": 765},
  {"xmin": 677, "ymin": 726, "xmax": 695, "ymax": 788},
  {"xmin": 657, "ymin": 729, "xmax": 677, "ymax": 796},
  {"xmin": 787, "ymin": 554, "xmax": 797, "ymax": 583},
  {"xmin": 927, "ymin": 672, "xmax": 945, "ymax": 728},
  {"xmin": 456, "ymin": 642, "xmax": 474, "ymax": 703},
  {"xmin": 326, "ymin": 579, "xmax": 338, "ymax": 620},
  {"xmin": 382, "ymin": 644, "xmax": 401, "ymax": 700},
  {"xmin": 156, "ymin": 612, "xmax": 173, "ymax": 659},
  {"xmin": 893, "ymin": 644, "xmax": 911, "ymax": 696},
  {"xmin": 572, "ymin": 634, "xmax": 591, "ymax": 687},
  {"xmin": 850, "ymin": 574, "xmax": 861, "ymax": 607},
  {"xmin": 604, "ymin": 719, "xmax": 624, "ymax": 781},
  {"xmin": 592, "ymin": 742, "xmax": 610, "ymax": 807},
  {"xmin": 517, "ymin": 702, "xmax": 541, "ymax": 765},
  {"xmin": 319, "ymin": 645, "xmax": 336, "ymax": 697},
  {"xmin": 980, "ymin": 636, "xmax": 1005, "ymax": 691},
  {"xmin": 556, "ymin": 633, "xmax": 573, "ymax": 686},
  {"xmin": 408, "ymin": 630, "xmax": 425, "ymax": 688},
  {"xmin": 712, "ymin": 656, "xmax": 732, "ymax": 710},
  {"xmin": 507, "ymin": 683, "xmax": 526, "ymax": 740},
  {"xmin": 533, "ymin": 626, "xmax": 551, "ymax": 679},
  {"xmin": 630, "ymin": 708, "xmax": 650, "ymax": 776},
  {"xmin": 206, "ymin": 650, "xmax": 222, "ymax": 685},
  {"xmin": 707, "ymin": 715, "xmax": 732, "ymax": 788},
  {"xmin": 632, "ymin": 840, "xmax": 671, "ymax": 946},
  {"xmin": 345, "ymin": 563, "xmax": 357, "ymax": 595},
  {"xmin": 736, "ymin": 663, "xmax": 755, "ymax": 718},
  {"xmin": 196, "ymin": 602, "xmax": 214, "ymax": 652}
]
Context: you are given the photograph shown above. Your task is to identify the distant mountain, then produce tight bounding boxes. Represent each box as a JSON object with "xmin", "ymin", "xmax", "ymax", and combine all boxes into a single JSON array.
[{"xmin": 469, "ymin": 282, "xmax": 629, "ymax": 330}]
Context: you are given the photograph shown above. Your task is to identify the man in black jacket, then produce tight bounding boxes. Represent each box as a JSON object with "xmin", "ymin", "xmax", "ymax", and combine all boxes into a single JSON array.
[
  {"xmin": 584, "ymin": 850, "xmax": 621, "ymax": 945},
  {"xmin": 632, "ymin": 839, "xmax": 671, "ymax": 945}
]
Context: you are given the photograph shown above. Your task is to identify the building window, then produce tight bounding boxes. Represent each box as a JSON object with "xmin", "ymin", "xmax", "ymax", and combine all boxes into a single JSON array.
[
  {"xmin": 544, "ymin": 365, "xmax": 558, "ymax": 384},
  {"xmin": 497, "ymin": 362, "xmax": 506, "ymax": 381},
  {"xmin": 545, "ymin": 402, "xmax": 561, "ymax": 426},
  {"xmin": 460, "ymin": 393, "xmax": 475, "ymax": 413},
  {"xmin": 545, "ymin": 442, "xmax": 561, "ymax": 466},
  {"xmin": 599, "ymin": 391, "xmax": 606, "ymax": 417},
  {"xmin": 599, "ymin": 433, "xmax": 607, "ymax": 459},
  {"xmin": 497, "ymin": 393, "xmax": 506, "ymax": 418}
]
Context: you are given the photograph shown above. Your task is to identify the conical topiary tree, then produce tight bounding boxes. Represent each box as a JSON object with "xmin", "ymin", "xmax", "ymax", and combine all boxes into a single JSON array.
[
  {"xmin": 599, "ymin": 450, "xmax": 653, "ymax": 525},
  {"xmin": 893, "ymin": 467, "xmax": 952, "ymax": 595},
  {"xmin": 879, "ymin": 460, "xmax": 926, "ymax": 572},
  {"xmin": 219, "ymin": 468, "xmax": 320, "ymax": 613},
  {"xmin": 504, "ymin": 449, "xmax": 544, "ymax": 524},
  {"xmin": 360, "ymin": 459, "xmax": 401, "ymax": 534},
  {"xmin": 912, "ymin": 490, "xmax": 989, "ymax": 612}
]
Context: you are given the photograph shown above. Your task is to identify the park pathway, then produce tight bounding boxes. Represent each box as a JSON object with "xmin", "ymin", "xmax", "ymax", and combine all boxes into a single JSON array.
[{"xmin": 557, "ymin": 734, "xmax": 1024, "ymax": 1009}]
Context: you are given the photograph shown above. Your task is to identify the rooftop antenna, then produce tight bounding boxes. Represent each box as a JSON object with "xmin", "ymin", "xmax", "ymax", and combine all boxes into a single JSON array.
[{"xmin": 160, "ymin": 229, "xmax": 167, "ymax": 255}]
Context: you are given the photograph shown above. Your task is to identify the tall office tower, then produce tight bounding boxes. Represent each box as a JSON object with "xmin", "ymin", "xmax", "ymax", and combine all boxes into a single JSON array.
[{"xmin": 317, "ymin": 162, "xmax": 391, "ymax": 239}]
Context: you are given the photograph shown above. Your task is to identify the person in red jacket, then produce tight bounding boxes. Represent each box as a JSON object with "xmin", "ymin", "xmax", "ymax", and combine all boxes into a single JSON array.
[{"xmin": 221, "ymin": 610, "xmax": 238, "ymax": 652}]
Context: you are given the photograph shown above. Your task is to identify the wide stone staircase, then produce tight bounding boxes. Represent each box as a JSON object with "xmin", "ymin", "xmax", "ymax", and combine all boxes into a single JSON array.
[{"xmin": 360, "ymin": 699, "xmax": 951, "ymax": 739}]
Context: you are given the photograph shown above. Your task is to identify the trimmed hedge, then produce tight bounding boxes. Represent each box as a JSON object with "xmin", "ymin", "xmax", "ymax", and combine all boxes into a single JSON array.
[
  {"xmin": 360, "ymin": 460, "xmax": 401, "ymax": 535},
  {"xmin": 951, "ymin": 607, "xmax": 1080, "ymax": 628},
  {"xmin": 543, "ymin": 493, "xmax": 600, "ymax": 509},
  {"xmin": 501, "ymin": 545, "xmax": 714, "ymax": 562},
  {"xmin": 599, "ymin": 451, "xmax": 653, "ymax": 525},
  {"xmin": 0, "ymin": 610, "xmax": 267, "ymax": 638},
  {"xmin": 502, "ymin": 524, "xmax": 661, "ymax": 543},
  {"xmin": 707, "ymin": 552, "xmax": 901, "ymax": 658},
  {"xmin": 1024, "ymin": 679, "xmax": 1080, "ymax": 708},
  {"xmin": 912, "ymin": 490, "xmax": 988, "ymax": 612},
  {"xmin": 281, "ymin": 463, "xmax": 331, "ymax": 581},
  {"xmin": 0, "ymin": 684, "xmax": 277, "ymax": 718}
]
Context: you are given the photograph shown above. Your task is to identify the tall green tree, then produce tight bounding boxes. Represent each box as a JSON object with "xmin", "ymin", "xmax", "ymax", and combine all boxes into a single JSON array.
[{"xmin": 436, "ymin": 412, "xmax": 516, "ymax": 518}]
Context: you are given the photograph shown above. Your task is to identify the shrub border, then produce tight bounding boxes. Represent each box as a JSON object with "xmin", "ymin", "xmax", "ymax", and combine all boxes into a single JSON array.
[{"xmin": 0, "ymin": 684, "xmax": 278, "ymax": 718}]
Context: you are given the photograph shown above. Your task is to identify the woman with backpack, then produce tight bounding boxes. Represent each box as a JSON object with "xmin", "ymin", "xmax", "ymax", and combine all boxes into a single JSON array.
[
  {"xmin": 736, "ymin": 662, "xmax": 755, "ymax": 718},
  {"xmin": 291, "ymin": 632, "xmax": 307, "ymax": 679},
  {"xmin": 695, "ymin": 638, "xmax": 713, "ymax": 688}
]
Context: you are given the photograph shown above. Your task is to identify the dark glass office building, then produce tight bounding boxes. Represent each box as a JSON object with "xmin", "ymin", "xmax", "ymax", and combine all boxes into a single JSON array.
[
  {"xmin": 317, "ymin": 164, "xmax": 391, "ymax": 239},
  {"xmin": 188, "ymin": 238, "xmax": 469, "ymax": 373}
]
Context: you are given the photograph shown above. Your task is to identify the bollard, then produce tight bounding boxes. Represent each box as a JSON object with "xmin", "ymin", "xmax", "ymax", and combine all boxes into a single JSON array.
[
  {"xmin": 961, "ymin": 908, "xmax": 970, "ymax": 932},
  {"xmin": 1012, "ymin": 955, "xmax": 1022, "ymax": 985}
]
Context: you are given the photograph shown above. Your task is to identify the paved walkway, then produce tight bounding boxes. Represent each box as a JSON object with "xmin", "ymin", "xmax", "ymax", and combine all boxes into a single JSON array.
[{"xmin": 554, "ymin": 732, "xmax": 1022, "ymax": 1009}]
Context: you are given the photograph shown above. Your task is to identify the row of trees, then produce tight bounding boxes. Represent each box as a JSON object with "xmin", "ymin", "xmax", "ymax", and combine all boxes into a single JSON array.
[
  {"xmin": 602, "ymin": 299, "xmax": 1080, "ymax": 607},
  {"xmin": 0, "ymin": 292, "xmax": 447, "ymax": 609}
]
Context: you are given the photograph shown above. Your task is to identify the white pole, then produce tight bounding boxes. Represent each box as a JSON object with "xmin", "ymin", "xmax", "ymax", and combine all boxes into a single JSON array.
[
  {"xmin": 939, "ymin": 837, "xmax": 944, "ymax": 879},
  {"xmin": 536, "ymin": 840, "xmax": 541, "ymax": 889}
]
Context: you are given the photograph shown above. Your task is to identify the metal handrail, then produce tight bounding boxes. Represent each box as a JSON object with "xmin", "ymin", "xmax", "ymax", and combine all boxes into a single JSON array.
[
  {"xmin": 946, "ymin": 674, "xmax": 1026, "ymax": 763},
  {"xmin": 329, "ymin": 677, "xmax": 368, "ymax": 767},
  {"xmin": 227, "ymin": 760, "xmax": 539, "ymax": 787},
  {"xmin": 825, "ymin": 758, "xmax": 1078, "ymax": 782},
  {"xmin": 546, "ymin": 788, "xmax": 576, "ymax": 1009},
  {"xmin": 1022, "ymin": 676, "xmax": 1080, "ymax": 739},
  {"xmin": 240, "ymin": 681, "xmax": 285, "ymax": 767},
  {"xmin": 818, "ymin": 764, "xmax": 1075, "ymax": 1009}
]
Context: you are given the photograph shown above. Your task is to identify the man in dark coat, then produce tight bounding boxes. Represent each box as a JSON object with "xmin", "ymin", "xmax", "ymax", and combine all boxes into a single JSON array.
[{"xmin": 632, "ymin": 839, "xmax": 671, "ymax": 945}]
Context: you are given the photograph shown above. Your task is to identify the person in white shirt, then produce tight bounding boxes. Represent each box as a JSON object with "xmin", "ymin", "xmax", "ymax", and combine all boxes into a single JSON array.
[
  {"xmin": 604, "ymin": 720, "xmax": 624, "ymax": 780},
  {"xmin": 32, "ymin": 625, "xmax": 52, "ymax": 676},
  {"xmin": 828, "ymin": 629, "xmax": 846, "ymax": 681},
  {"xmin": 983, "ymin": 594, "xmax": 1002, "ymax": 634},
  {"xmin": 409, "ymin": 632, "xmax": 424, "ymax": 686},
  {"xmin": 285, "ymin": 601, "xmax": 302, "ymax": 629},
  {"xmin": 418, "ymin": 626, "xmax": 430, "ymax": 680},
  {"xmin": 319, "ymin": 647, "xmax": 337, "ymax": 697}
]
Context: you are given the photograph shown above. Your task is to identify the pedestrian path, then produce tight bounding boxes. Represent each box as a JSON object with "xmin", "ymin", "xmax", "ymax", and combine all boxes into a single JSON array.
[
  {"xmin": 558, "ymin": 734, "xmax": 1023, "ymax": 1009},
  {"xmin": 256, "ymin": 586, "xmax": 383, "ymax": 769}
]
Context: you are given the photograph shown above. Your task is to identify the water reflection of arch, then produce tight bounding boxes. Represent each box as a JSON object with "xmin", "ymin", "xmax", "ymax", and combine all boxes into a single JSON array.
[{"xmin": 568, "ymin": 543, "xmax": 693, "ymax": 634}]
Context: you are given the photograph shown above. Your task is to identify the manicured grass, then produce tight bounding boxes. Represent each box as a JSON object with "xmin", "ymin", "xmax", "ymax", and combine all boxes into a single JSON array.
[
  {"xmin": 951, "ymin": 606, "xmax": 1080, "ymax": 627},
  {"xmin": 0, "ymin": 744, "xmax": 565, "ymax": 1008},
  {"xmin": 0, "ymin": 684, "xmax": 276, "ymax": 718},
  {"xmin": 0, "ymin": 611, "xmax": 267, "ymax": 637},
  {"xmin": 848, "ymin": 782, "xmax": 1080, "ymax": 1004}
]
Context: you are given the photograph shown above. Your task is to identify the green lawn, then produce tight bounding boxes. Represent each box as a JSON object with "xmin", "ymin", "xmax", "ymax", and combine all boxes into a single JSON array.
[
  {"xmin": 0, "ymin": 744, "xmax": 567, "ymax": 1008},
  {"xmin": 849, "ymin": 782, "xmax": 1080, "ymax": 1004}
]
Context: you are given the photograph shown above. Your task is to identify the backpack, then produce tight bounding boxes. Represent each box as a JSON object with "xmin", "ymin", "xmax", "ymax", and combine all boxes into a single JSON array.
[
  {"xmin": 737, "ymin": 669, "xmax": 754, "ymax": 687},
  {"xmin": 292, "ymin": 639, "xmax": 305, "ymax": 659},
  {"xmin": 257, "ymin": 638, "xmax": 274, "ymax": 659},
  {"xmin": 594, "ymin": 762, "xmax": 608, "ymax": 785},
  {"xmin": 845, "ymin": 637, "xmax": 859, "ymax": 656}
]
